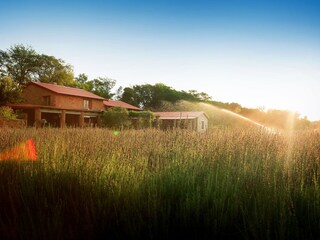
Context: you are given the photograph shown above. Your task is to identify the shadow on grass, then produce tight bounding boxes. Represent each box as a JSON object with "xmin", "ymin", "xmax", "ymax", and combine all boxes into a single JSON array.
[{"xmin": 1, "ymin": 161, "xmax": 320, "ymax": 240}]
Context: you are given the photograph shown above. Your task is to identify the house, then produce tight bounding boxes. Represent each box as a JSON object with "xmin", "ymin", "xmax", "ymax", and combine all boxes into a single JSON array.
[
  {"xmin": 6, "ymin": 82, "xmax": 210, "ymax": 130},
  {"xmin": 154, "ymin": 112, "xmax": 209, "ymax": 132},
  {"xmin": 103, "ymin": 100, "xmax": 141, "ymax": 111},
  {"xmin": 8, "ymin": 82, "xmax": 105, "ymax": 127}
]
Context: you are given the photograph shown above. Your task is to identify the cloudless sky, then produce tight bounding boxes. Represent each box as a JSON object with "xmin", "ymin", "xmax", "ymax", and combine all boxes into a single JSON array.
[{"xmin": 1, "ymin": 0, "xmax": 320, "ymax": 120}]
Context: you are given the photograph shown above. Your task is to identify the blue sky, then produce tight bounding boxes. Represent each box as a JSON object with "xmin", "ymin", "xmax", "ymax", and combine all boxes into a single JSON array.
[{"xmin": 1, "ymin": 0, "xmax": 320, "ymax": 120}]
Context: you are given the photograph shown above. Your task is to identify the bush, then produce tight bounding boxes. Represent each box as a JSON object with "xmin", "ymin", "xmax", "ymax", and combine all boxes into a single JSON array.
[
  {"xmin": 0, "ymin": 76, "xmax": 23, "ymax": 105},
  {"xmin": 102, "ymin": 107, "xmax": 131, "ymax": 129},
  {"xmin": 129, "ymin": 110, "xmax": 154, "ymax": 129},
  {"xmin": 128, "ymin": 110, "xmax": 154, "ymax": 119},
  {"xmin": 0, "ymin": 106, "xmax": 17, "ymax": 120}
]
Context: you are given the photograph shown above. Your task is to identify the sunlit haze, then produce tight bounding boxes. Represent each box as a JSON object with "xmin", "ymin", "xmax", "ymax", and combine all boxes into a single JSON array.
[{"xmin": 1, "ymin": 0, "xmax": 319, "ymax": 120}]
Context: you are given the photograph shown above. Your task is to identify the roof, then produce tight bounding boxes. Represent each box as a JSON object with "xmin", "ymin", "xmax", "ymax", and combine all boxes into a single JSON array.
[
  {"xmin": 154, "ymin": 111, "xmax": 208, "ymax": 120},
  {"xmin": 28, "ymin": 82, "xmax": 105, "ymax": 100},
  {"xmin": 103, "ymin": 100, "xmax": 141, "ymax": 111}
]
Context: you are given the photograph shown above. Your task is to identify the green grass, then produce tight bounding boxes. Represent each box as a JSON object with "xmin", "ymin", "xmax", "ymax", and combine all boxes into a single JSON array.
[{"xmin": 0, "ymin": 128, "xmax": 320, "ymax": 239}]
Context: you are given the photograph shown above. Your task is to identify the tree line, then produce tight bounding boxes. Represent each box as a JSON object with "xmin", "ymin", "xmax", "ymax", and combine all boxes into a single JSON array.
[{"xmin": 0, "ymin": 44, "xmax": 317, "ymax": 130}]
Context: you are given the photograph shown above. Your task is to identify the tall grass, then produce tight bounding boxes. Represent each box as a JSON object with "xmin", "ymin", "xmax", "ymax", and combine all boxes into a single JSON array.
[{"xmin": 0, "ymin": 128, "xmax": 320, "ymax": 239}]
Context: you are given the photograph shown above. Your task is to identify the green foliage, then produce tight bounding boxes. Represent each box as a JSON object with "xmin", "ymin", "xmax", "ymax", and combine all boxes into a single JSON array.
[
  {"xmin": 0, "ymin": 44, "xmax": 39, "ymax": 86},
  {"xmin": 75, "ymin": 74, "xmax": 116, "ymax": 98},
  {"xmin": 0, "ymin": 106, "xmax": 17, "ymax": 120},
  {"xmin": 75, "ymin": 73, "xmax": 89, "ymax": 89},
  {"xmin": 35, "ymin": 54, "xmax": 75, "ymax": 86},
  {"xmin": 121, "ymin": 86, "xmax": 140, "ymax": 106},
  {"xmin": 0, "ymin": 76, "xmax": 22, "ymax": 104},
  {"xmin": 128, "ymin": 110, "xmax": 154, "ymax": 119},
  {"xmin": 185, "ymin": 89, "xmax": 212, "ymax": 101},
  {"xmin": 120, "ymin": 83, "xmax": 212, "ymax": 110},
  {"xmin": 0, "ymin": 44, "xmax": 75, "ymax": 87},
  {"xmin": 102, "ymin": 107, "xmax": 131, "ymax": 129},
  {"xmin": 129, "ymin": 110, "xmax": 154, "ymax": 129},
  {"xmin": 89, "ymin": 77, "xmax": 116, "ymax": 99}
]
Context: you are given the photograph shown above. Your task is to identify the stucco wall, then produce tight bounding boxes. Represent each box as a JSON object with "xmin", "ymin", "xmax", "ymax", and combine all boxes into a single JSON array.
[
  {"xmin": 55, "ymin": 96, "xmax": 104, "ymax": 110},
  {"xmin": 23, "ymin": 84, "xmax": 57, "ymax": 106}
]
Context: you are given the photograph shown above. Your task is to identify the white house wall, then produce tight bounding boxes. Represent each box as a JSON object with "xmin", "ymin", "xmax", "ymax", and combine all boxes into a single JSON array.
[{"xmin": 196, "ymin": 114, "xmax": 208, "ymax": 132}]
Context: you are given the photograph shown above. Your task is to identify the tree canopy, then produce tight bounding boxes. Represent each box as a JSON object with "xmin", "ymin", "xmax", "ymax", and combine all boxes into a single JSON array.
[
  {"xmin": 0, "ymin": 44, "xmax": 75, "ymax": 87},
  {"xmin": 120, "ymin": 83, "xmax": 211, "ymax": 110},
  {"xmin": 0, "ymin": 76, "xmax": 22, "ymax": 105},
  {"xmin": 35, "ymin": 54, "xmax": 75, "ymax": 86},
  {"xmin": 75, "ymin": 74, "xmax": 116, "ymax": 99}
]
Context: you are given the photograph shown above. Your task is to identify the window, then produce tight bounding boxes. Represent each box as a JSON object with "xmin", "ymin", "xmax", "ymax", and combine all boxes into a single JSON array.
[
  {"xmin": 83, "ymin": 99, "xmax": 91, "ymax": 109},
  {"xmin": 201, "ymin": 120, "xmax": 205, "ymax": 130},
  {"xmin": 43, "ymin": 96, "xmax": 51, "ymax": 106}
]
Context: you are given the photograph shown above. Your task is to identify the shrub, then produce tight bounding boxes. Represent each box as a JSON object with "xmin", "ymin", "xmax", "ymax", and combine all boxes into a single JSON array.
[
  {"xmin": 0, "ymin": 106, "xmax": 17, "ymax": 120},
  {"xmin": 129, "ymin": 110, "xmax": 154, "ymax": 129},
  {"xmin": 102, "ymin": 107, "xmax": 131, "ymax": 129}
]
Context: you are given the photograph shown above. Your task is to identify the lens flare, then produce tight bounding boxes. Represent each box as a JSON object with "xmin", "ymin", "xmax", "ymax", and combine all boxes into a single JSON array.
[
  {"xmin": 285, "ymin": 111, "xmax": 296, "ymax": 164},
  {"xmin": 0, "ymin": 139, "xmax": 37, "ymax": 161}
]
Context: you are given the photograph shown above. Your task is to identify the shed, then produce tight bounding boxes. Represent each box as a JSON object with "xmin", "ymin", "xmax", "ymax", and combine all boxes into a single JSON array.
[{"xmin": 154, "ymin": 111, "xmax": 209, "ymax": 132}]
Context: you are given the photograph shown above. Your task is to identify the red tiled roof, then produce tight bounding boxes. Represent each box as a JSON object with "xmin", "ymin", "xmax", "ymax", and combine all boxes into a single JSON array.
[
  {"xmin": 103, "ymin": 100, "xmax": 141, "ymax": 111},
  {"xmin": 29, "ymin": 82, "xmax": 105, "ymax": 100},
  {"xmin": 154, "ymin": 112, "xmax": 208, "ymax": 120}
]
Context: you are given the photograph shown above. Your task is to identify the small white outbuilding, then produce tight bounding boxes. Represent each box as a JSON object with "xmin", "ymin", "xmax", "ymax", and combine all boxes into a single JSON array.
[{"xmin": 154, "ymin": 111, "xmax": 209, "ymax": 132}]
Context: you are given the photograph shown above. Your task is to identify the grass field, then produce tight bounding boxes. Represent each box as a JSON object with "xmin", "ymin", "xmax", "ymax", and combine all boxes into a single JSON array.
[{"xmin": 0, "ymin": 128, "xmax": 320, "ymax": 239}]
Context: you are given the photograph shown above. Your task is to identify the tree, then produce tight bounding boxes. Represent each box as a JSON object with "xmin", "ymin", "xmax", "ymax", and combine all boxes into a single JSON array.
[
  {"xmin": 88, "ymin": 77, "xmax": 116, "ymax": 99},
  {"xmin": 178, "ymin": 90, "xmax": 199, "ymax": 101},
  {"xmin": 0, "ymin": 76, "xmax": 22, "ymax": 105},
  {"xmin": 114, "ymin": 86, "xmax": 123, "ymax": 100},
  {"xmin": 121, "ymin": 87, "xmax": 140, "ymax": 107},
  {"xmin": 75, "ymin": 74, "xmax": 117, "ymax": 99},
  {"xmin": 198, "ymin": 92, "xmax": 212, "ymax": 101},
  {"xmin": 75, "ymin": 73, "xmax": 89, "ymax": 89},
  {"xmin": 151, "ymin": 83, "xmax": 181, "ymax": 108},
  {"xmin": 35, "ymin": 54, "xmax": 75, "ymax": 86},
  {"xmin": 0, "ymin": 44, "xmax": 76, "ymax": 87},
  {"xmin": 229, "ymin": 102, "xmax": 242, "ymax": 113},
  {"xmin": 188, "ymin": 90, "xmax": 200, "ymax": 99},
  {"xmin": 119, "ymin": 83, "xmax": 212, "ymax": 110},
  {"xmin": 0, "ymin": 44, "xmax": 38, "ymax": 86},
  {"xmin": 121, "ymin": 84, "xmax": 154, "ymax": 109}
]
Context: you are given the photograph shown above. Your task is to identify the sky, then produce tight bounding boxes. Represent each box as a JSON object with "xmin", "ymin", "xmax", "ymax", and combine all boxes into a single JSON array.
[{"xmin": 1, "ymin": 0, "xmax": 320, "ymax": 120}]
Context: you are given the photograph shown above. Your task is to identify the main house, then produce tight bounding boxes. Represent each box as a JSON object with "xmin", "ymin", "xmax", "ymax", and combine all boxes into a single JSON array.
[{"xmin": 8, "ymin": 82, "xmax": 140, "ymax": 127}]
